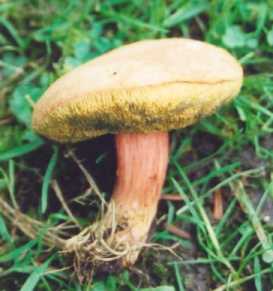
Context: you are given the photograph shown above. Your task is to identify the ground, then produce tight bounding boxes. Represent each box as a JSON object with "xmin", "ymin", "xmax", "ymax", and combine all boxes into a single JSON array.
[{"xmin": 0, "ymin": 0, "xmax": 273, "ymax": 290}]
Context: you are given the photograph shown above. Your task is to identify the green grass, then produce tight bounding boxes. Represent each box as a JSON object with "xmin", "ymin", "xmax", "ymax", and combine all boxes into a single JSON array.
[{"xmin": 0, "ymin": 0, "xmax": 273, "ymax": 290}]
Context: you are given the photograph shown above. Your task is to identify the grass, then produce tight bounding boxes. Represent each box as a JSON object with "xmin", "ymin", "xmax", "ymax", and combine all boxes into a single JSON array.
[{"xmin": 0, "ymin": 0, "xmax": 273, "ymax": 290}]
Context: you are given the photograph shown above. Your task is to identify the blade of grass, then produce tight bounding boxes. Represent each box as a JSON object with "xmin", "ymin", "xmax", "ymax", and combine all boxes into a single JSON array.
[
  {"xmin": 212, "ymin": 267, "xmax": 273, "ymax": 291},
  {"xmin": 231, "ymin": 181, "xmax": 273, "ymax": 263},
  {"xmin": 0, "ymin": 138, "xmax": 44, "ymax": 161},
  {"xmin": 173, "ymin": 262, "xmax": 185, "ymax": 291},
  {"xmin": 254, "ymin": 257, "xmax": 262, "ymax": 291},
  {"xmin": 8, "ymin": 159, "xmax": 18, "ymax": 209},
  {"xmin": 100, "ymin": 10, "xmax": 167, "ymax": 33},
  {"xmin": 0, "ymin": 16, "xmax": 25, "ymax": 49},
  {"xmin": 0, "ymin": 240, "xmax": 36, "ymax": 263},
  {"xmin": 41, "ymin": 146, "xmax": 58, "ymax": 214},
  {"xmin": 163, "ymin": 1, "xmax": 208, "ymax": 27},
  {"xmin": 20, "ymin": 257, "xmax": 52, "ymax": 291},
  {"xmin": 0, "ymin": 213, "xmax": 12, "ymax": 242},
  {"xmin": 173, "ymin": 161, "xmax": 235, "ymax": 273},
  {"xmin": 0, "ymin": 162, "xmax": 18, "ymax": 209}
]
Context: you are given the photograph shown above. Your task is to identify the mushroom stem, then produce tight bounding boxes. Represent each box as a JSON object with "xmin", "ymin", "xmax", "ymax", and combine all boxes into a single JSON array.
[
  {"xmin": 65, "ymin": 132, "xmax": 169, "ymax": 268},
  {"xmin": 111, "ymin": 132, "xmax": 169, "ymax": 265}
]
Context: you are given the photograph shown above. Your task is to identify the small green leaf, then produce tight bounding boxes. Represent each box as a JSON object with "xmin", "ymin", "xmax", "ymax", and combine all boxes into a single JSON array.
[
  {"xmin": 245, "ymin": 38, "xmax": 258, "ymax": 49},
  {"xmin": 9, "ymin": 85, "xmax": 43, "ymax": 126},
  {"xmin": 2, "ymin": 53, "xmax": 27, "ymax": 78},
  {"xmin": 91, "ymin": 282, "xmax": 107, "ymax": 291},
  {"xmin": 74, "ymin": 41, "xmax": 91, "ymax": 60},
  {"xmin": 222, "ymin": 26, "xmax": 246, "ymax": 48}
]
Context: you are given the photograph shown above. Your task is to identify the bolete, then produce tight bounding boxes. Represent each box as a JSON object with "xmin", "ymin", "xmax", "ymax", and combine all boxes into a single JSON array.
[{"xmin": 32, "ymin": 38, "xmax": 243, "ymax": 268}]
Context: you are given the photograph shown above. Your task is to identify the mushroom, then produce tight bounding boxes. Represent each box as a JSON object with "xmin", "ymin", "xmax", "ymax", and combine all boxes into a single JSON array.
[{"xmin": 32, "ymin": 38, "xmax": 243, "ymax": 268}]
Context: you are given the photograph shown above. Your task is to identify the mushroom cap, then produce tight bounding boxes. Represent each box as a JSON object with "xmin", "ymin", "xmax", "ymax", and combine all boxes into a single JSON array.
[{"xmin": 32, "ymin": 38, "xmax": 243, "ymax": 142}]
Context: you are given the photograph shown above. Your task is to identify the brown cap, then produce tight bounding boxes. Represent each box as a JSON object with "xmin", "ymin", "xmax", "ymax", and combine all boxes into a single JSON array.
[{"xmin": 32, "ymin": 38, "xmax": 243, "ymax": 142}]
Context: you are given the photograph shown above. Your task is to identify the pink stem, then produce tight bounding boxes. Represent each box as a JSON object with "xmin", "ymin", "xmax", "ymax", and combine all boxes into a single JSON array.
[{"xmin": 113, "ymin": 132, "xmax": 169, "ymax": 212}]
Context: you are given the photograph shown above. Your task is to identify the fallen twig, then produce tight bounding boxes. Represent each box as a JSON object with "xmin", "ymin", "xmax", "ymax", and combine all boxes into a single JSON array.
[
  {"xmin": 213, "ymin": 189, "xmax": 223, "ymax": 220},
  {"xmin": 52, "ymin": 179, "xmax": 80, "ymax": 228},
  {"xmin": 161, "ymin": 194, "xmax": 184, "ymax": 201},
  {"xmin": 165, "ymin": 224, "xmax": 191, "ymax": 239},
  {"xmin": 66, "ymin": 149, "xmax": 106, "ymax": 210},
  {"xmin": 0, "ymin": 193, "xmax": 66, "ymax": 249}
]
